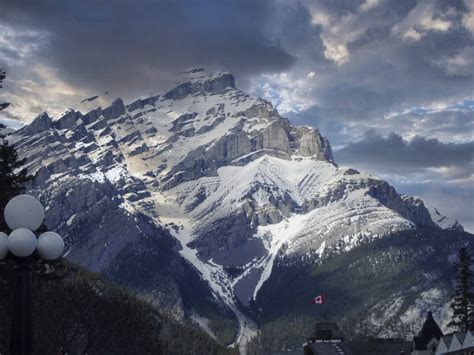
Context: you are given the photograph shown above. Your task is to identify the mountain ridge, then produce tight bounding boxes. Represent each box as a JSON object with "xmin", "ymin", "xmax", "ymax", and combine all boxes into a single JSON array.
[{"xmin": 7, "ymin": 68, "xmax": 468, "ymax": 352}]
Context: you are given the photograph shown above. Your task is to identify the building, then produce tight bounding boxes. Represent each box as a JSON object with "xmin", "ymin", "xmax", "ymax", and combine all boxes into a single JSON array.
[
  {"xmin": 303, "ymin": 322, "xmax": 350, "ymax": 355},
  {"xmin": 436, "ymin": 331, "xmax": 474, "ymax": 354},
  {"xmin": 411, "ymin": 312, "xmax": 444, "ymax": 355}
]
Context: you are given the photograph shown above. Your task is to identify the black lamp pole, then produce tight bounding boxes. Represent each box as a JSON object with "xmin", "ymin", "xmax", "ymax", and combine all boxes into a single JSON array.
[
  {"xmin": 9, "ymin": 261, "xmax": 33, "ymax": 355},
  {"xmin": 1, "ymin": 195, "xmax": 65, "ymax": 355}
]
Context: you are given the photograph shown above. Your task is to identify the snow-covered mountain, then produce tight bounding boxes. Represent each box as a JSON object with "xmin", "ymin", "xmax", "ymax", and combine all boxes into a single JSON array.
[
  {"xmin": 8, "ymin": 68, "xmax": 469, "ymax": 351},
  {"xmin": 427, "ymin": 205, "xmax": 464, "ymax": 231}
]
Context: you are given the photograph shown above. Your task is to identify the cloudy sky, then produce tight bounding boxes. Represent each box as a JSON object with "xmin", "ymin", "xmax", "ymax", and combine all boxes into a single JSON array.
[{"xmin": 0, "ymin": 0, "xmax": 473, "ymax": 230}]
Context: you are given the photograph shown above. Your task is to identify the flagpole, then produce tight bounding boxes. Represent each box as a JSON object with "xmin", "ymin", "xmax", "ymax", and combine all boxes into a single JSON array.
[
  {"xmin": 309, "ymin": 293, "xmax": 328, "ymax": 323},
  {"xmin": 324, "ymin": 293, "xmax": 327, "ymax": 323}
]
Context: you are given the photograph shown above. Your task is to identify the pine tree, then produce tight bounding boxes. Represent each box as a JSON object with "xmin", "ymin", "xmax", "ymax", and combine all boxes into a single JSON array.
[
  {"xmin": 0, "ymin": 69, "xmax": 31, "ymax": 231},
  {"xmin": 0, "ymin": 69, "xmax": 10, "ymax": 112},
  {"xmin": 448, "ymin": 247, "xmax": 474, "ymax": 331},
  {"xmin": 0, "ymin": 143, "xmax": 32, "ymax": 230}
]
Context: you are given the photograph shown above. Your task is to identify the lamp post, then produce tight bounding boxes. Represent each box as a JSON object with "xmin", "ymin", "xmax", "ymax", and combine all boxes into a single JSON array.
[{"xmin": 0, "ymin": 194, "xmax": 65, "ymax": 355}]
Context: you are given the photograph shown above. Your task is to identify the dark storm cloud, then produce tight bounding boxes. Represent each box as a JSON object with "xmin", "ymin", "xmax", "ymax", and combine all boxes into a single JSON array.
[
  {"xmin": 2, "ymin": 0, "xmax": 472, "ymax": 120},
  {"xmin": 333, "ymin": 130, "xmax": 473, "ymax": 231},
  {"xmin": 0, "ymin": 0, "xmax": 295, "ymax": 96},
  {"xmin": 383, "ymin": 106, "xmax": 474, "ymax": 142},
  {"xmin": 0, "ymin": 0, "xmax": 472, "ymax": 228},
  {"xmin": 335, "ymin": 132, "xmax": 474, "ymax": 177},
  {"xmin": 277, "ymin": 0, "xmax": 474, "ymax": 124},
  {"xmin": 286, "ymin": 106, "xmax": 349, "ymax": 147},
  {"xmin": 288, "ymin": 103, "xmax": 474, "ymax": 150},
  {"xmin": 310, "ymin": 30, "xmax": 474, "ymax": 122}
]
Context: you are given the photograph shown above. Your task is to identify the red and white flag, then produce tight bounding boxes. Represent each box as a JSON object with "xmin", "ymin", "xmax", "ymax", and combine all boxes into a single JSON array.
[{"xmin": 310, "ymin": 293, "xmax": 326, "ymax": 304}]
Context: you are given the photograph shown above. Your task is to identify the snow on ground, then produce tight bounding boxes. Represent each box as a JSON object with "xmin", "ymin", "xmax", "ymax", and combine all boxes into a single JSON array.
[
  {"xmin": 142, "ymin": 152, "xmax": 417, "ymax": 351},
  {"xmin": 190, "ymin": 312, "xmax": 217, "ymax": 340},
  {"xmin": 400, "ymin": 288, "xmax": 452, "ymax": 333},
  {"xmin": 428, "ymin": 206, "xmax": 463, "ymax": 231},
  {"xmin": 152, "ymin": 189, "xmax": 258, "ymax": 351},
  {"xmin": 152, "ymin": 152, "xmax": 417, "ymax": 304}
]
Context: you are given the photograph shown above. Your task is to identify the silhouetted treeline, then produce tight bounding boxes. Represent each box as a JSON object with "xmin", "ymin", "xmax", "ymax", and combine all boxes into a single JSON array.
[{"xmin": 0, "ymin": 260, "xmax": 233, "ymax": 354}]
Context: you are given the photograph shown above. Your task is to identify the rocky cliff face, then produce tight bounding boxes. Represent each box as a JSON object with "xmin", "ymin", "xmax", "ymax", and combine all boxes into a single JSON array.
[
  {"xmin": 164, "ymin": 68, "xmax": 236, "ymax": 100},
  {"xmin": 8, "ymin": 69, "xmax": 466, "ymax": 350}
]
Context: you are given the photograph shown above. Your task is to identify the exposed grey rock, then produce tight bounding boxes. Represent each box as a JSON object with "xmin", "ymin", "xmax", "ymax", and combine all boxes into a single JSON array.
[
  {"xmin": 145, "ymin": 126, "xmax": 157, "ymax": 134},
  {"xmin": 103, "ymin": 98, "xmax": 126, "ymax": 120},
  {"xmin": 82, "ymin": 107, "xmax": 103, "ymax": 125},
  {"xmin": 170, "ymin": 112, "xmax": 198, "ymax": 134},
  {"xmin": 119, "ymin": 130, "xmax": 141, "ymax": 144},
  {"xmin": 164, "ymin": 72, "xmax": 235, "ymax": 100},
  {"xmin": 255, "ymin": 119, "xmax": 291, "ymax": 155},
  {"xmin": 55, "ymin": 110, "xmax": 80, "ymax": 130},
  {"xmin": 89, "ymin": 117, "xmax": 108, "ymax": 131},
  {"xmin": 129, "ymin": 143, "xmax": 149, "ymax": 157},
  {"xmin": 127, "ymin": 95, "xmax": 160, "ymax": 112},
  {"xmin": 19, "ymin": 112, "xmax": 52, "ymax": 136},
  {"xmin": 368, "ymin": 182, "xmax": 437, "ymax": 227},
  {"xmin": 291, "ymin": 126, "xmax": 334, "ymax": 161},
  {"xmin": 189, "ymin": 211, "xmax": 266, "ymax": 267}
]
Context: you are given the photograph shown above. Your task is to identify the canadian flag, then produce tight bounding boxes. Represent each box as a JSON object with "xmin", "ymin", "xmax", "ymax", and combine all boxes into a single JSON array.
[{"xmin": 310, "ymin": 293, "xmax": 326, "ymax": 304}]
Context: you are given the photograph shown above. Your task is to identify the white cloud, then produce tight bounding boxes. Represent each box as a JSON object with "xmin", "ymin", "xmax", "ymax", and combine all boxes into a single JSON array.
[
  {"xmin": 0, "ymin": 24, "xmax": 47, "ymax": 65},
  {"xmin": 401, "ymin": 27, "xmax": 422, "ymax": 41},
  {"xmin": 391, "ymin": 1, "xmax": 452, "ymax": 42},
  {"xmin": 323, "ymin": 41, "xmax": 350, "ymax": 65},
  {"xmin": 380, "ymin": 104, "xmax": 474, "ymax": 143},
  {"xmin": 462, "ymin": 0, "xmax": 474, "ymax": 36},
  {"xmin": 435, "ymin": 46, "xmax": 474, "ymax": 76},
  {"xmin": 3, "ymin": 63, "xmax": 91, "ymax": 122},
  {"xmin": 307, "ymin": 0, "xmax": 385, "ymax": 65},
  {"xmin": 360, "ymin": 0, "xmax": 381, "ymax": 12},
  {"xmin": 0, "ymin": 23, "xmax": 92, "ymax": 122},
  {"xmin": 308, "ymin": 7, "xmax": 354, "ymax": 65},
  {"xmin": 250, "ymin": 72, "xmax": 316, "ymax": 114}
]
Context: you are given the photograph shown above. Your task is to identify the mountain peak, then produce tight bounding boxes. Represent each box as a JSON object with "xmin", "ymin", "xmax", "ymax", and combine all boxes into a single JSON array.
[
  {"xmin": 428, "ymin": 206, "xmax": 464, "ymax": 231},
  {"xmin": 165, "ymin": 69, "xmax": 235, "ymax": 100},
  {"xmin": 18, "ymin": 112, "xmax": 52, "ymax": 136},
  {"xmin": 182, "ymin": 67, "xmax": 206, "ymax": 74}
]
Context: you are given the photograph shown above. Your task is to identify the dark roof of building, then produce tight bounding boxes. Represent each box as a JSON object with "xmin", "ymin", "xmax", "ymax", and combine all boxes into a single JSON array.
[
  {"xmin": 304, "ymin": 341, "xmax": 350, "ymax": 355},
  {"xmin": 348, "ymin": 339, "xmax": 411, "ymax": 355},
  {"xmin": 439, "ymin": 332, "xmax": 474, "ymax": 352},
  {"xmin": 413, "ymin": 311, "xmax": 443, "ymax": 350},
  {"xmin": 309, "ymin": 323, "xmax": 345, "ymax": 341},
  {"xmin": 457, "ymin": 332, "xmax": 467, "ymax": 344},
  {"xmin": 442, "ymin": 335, "xmax": 453, "ymax": 348}
]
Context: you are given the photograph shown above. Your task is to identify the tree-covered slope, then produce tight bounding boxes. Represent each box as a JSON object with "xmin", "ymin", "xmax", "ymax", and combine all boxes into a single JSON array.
[
  {"xmin": 0, "ymin": 260, "xmax": 235, "ymax": 355},
  {"xmin": 251, "ymin": 228, "xmax": 472, "ymax": 352}
]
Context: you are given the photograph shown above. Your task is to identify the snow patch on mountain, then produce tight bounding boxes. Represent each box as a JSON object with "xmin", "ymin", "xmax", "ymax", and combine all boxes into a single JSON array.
[{"xmin": 428, "ymin": 206, "xmax": 464, "ymax": 231}]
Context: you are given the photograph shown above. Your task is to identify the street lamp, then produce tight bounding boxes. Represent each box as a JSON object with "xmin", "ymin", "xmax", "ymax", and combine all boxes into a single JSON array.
[{"xmin": 0, "ymin": 194, "xmax": 65, "ymax": 355}]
